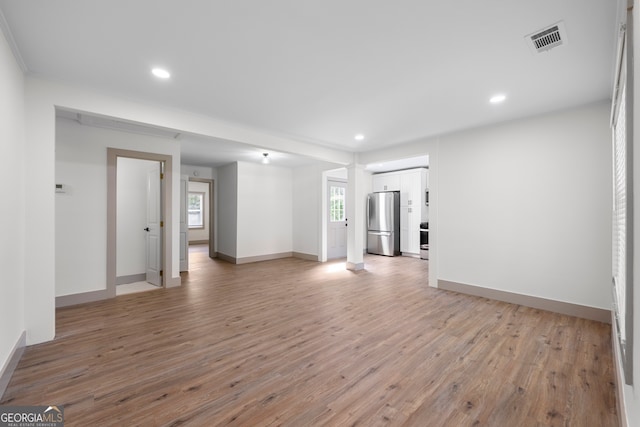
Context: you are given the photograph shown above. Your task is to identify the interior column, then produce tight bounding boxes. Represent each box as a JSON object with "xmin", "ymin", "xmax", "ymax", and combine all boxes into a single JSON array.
[{"xmin": 346, "ymin": 163, "xmax": 365, "ymax": 270}]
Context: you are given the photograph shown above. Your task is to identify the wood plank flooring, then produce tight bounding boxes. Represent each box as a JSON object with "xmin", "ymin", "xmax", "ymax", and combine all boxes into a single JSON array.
[{"xmin": 2, "ymin": 247, "xmax": 618, "ymax": 426}]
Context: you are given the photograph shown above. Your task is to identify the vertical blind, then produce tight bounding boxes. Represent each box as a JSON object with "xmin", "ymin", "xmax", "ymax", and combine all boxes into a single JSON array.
[
  {"xmin": 612, "ymin": 78, "xmax": 627, "ymax": 348},
  {"xmin": 611, "ymin": 10, "xmax": 633, "ymax": 385}
]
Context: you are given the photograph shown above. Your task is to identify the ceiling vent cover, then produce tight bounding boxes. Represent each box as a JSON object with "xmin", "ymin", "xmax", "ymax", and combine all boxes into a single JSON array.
[{"xmin": 526, "ymin": 21, "xmax": 568, "ymax": 53}]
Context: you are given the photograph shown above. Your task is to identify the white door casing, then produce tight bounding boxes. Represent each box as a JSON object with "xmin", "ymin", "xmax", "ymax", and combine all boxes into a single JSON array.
[
  {"xmin": 327, "ymin": 180, "xmax": 348, "ymax": 259},
  {"xmin": 179, "ymin": 175, "xmax": 189, "ymax": 272},
  {"xmin": 145, "ymin": 162, "xmax": 162, "ymax": 286}
]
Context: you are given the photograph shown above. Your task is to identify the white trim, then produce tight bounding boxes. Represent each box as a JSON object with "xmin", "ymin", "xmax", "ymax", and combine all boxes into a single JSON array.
[
  {"xmin": 346, "ymin": 261, "xmax": 365, "ymax": 271},
  {"xmin": 187, "ymin": 190, "xmax": 205, "ymax": 229},
  {"xmin": 56, "ymin": 289, "xmax": 111, "ymax": 307},
  {"xmin": 217, "ymin": 252, "xmax": 296, "ymax": 264},
  {"xmin": 612, "ymin": 312, "xmax": 629, "ymax": 427},
  {"xmin": 188, "ymin": 240, "xmax": 209, "ymax": 245},
  {"xmin": 165, "ymin": 276, "xmax": 182, "ymax": 288},
  {"xmin": 293, "ymin": 252, "xmax": 319, "ymax": 261},
  {"xmin": 439, "ymin": 280, "xmax": 611, "ymax": 323},
  {"xmin": 116, "ymin": 273, "xmax": 146, "ymax": 285},
  {"xmin": 0, "ymin": 8, "xmax": 28, "ymax": 72},
  {"xmin": 107, "ymin": 148, "xmax": 178, "ymax": 294},
  {"xmin": 0, "ymin": 331, "xmax": 26, "ymax": 400}
]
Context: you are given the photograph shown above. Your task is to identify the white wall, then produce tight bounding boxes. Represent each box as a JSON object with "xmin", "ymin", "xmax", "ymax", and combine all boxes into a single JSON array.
[
  {"xmin": 217, "ymin": 163, "xmax": 237, "ymax": 258},
  {"xmin": 55, "ymin": 117, "xmax": 181, "ymax": 297},
  {"xmin": 327, "ymin": 168, "xmax": 348, "ymax": 180},
  {"xmin": 181, "ymin": 165, "xmax": 215, "ymax": 180},
  {"xmin": 237, "ymin": 161, "xmax": 293, "ymax": 258},
  {"xmin": 293, "ymin": 164, "xmax": 322, "ymax": 257},
  {"xmin": 329, "ymin": 166, "xmax": 371, "ymax": 258},
  {"xmin": 294, "ymin": 163, "xmax": 357, "ymax": 261},
  {"xmin": 187, "ymin": 180, "xmax": 210, "ymax": 243},
  {"xmin": 0, "ymin": 26, "xmax": 26, "ymax": 378},
  {"xmin": 358, "ymin": 103, "xmax": 612, "ymax": 309},
  {"xmin": 438, "ymin": 102, "xmax": 611, "ymax": 309},
  {"xmin": 24, "ymin": 77, "xmax": 352, "ymax": 344},
  {"xmin": 116, "ymin": 157, "xmax": 158, "ymax": 277}
]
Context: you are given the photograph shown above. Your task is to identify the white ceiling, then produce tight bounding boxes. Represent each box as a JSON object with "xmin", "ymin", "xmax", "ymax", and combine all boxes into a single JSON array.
[
  {"xmin": 179, "ymin": 133, "xmax": 321, "ymax": 169},
  {"xmin": 0, "ymin": 0, "xmax": 618, "ymax": 165},
  {"xmin": 365, "ymin": 156, "xmax": 429, "ymax": 174}
]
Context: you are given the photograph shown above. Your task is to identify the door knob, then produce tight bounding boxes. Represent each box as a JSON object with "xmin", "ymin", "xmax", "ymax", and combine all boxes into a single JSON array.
[{"xmin": 144, "ymin": 227, "xmax": 150, "ymax": 232}]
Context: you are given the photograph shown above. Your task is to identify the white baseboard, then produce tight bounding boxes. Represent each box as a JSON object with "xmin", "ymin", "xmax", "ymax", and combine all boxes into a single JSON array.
[
  {"xmin": 0, "ymin": 331, "xmax": 26, "ymax": 400},
  {"xmin": 293, "ymin": 252, "xmax": 319, "ymax": 261},
  {"xmin": 217, "ymin": 251, "xmax": 294, "ymax": 264},
  {"xmin": 166, "ymin": 276, "xmax": 182, "ymax": 288},
  {"xmin": 56, "ymin": 289, "xmax": 111, "ymax": 308},
  {"xmin": 611, "ymin": 312, "xmax": 628, "ymax": 427},
  {"xmin": 346, "ymin": 261, "xmax": 365, "ymax": 271},
  {"xmin": 116, "ymin": 273, "xmax": 146, "ymax": 285},
  {"xmin": 438, "ymin": 280, "xmax": 611, "ymax": 323},
  {"xmin": 189, "ymin": 240, "xmax": 209, "ymax": 245},
  {"xmin": 237, "ymin": 252, "xmax": 292, "ymax": 264}
]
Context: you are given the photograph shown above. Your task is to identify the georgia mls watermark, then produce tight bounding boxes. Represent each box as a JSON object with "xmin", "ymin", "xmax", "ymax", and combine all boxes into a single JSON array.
[{"xmin": 0, "ymin": 406, "xmax": 64, "ymax": 427}]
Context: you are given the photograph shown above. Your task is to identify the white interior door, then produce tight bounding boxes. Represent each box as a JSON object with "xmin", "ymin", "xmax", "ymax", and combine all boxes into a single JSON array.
[
  {"xmin": 179, "ymin": 175, "xmax": 189, "ymax": 272},
  {"xmin": 327, "ymin": 180, "xmax": 348, "ymax": 259},
  {"xmin": 145, "ymin": 162, "xmax": 162, "ymax": 286}
]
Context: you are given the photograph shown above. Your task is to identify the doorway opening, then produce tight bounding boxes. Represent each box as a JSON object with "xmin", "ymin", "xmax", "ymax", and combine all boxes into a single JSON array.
[
  {"xmin": 115, "ymin": 157, "xmax": 162, "ymax": 295},
  {"xmin": 107, "ymin": 148, "xmax": 176, "ymax": 297},
  {"xmin": 181, "ymin": 177, "xmax": 215, "ymax": 272},
  {"xmin": 321, "ymin": 167, "xmax": 349, "ymax": 261},
  {"xmin": 327, "ymin": 179, "xmax": 348, "ymax": 259}
]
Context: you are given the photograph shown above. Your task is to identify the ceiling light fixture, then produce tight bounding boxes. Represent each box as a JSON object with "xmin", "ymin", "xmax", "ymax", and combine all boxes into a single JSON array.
[
  {"xmin": 354, "ymin": 134, "xmax": 365, "ymax": 141},
  {"xmin": 490, "ymin": 94, "xmax": 506, "ymax": 104},
  {"xmin": 262, "ymin": 153, "xmax": 270, "ymax": 164},
  {"xmin": 152, "ymin": 68, "xmax": 171, "ymax": 79}
]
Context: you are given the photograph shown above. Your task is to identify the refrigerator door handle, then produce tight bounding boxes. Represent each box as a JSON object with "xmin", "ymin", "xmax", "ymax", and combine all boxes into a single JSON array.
[
  {"xmin": 368, "ymin": 231, "xmax": 392, "ymax": 236},
  {"xmin": 366, "ymin": 195, "xmax": 371, "ymax": 230}
]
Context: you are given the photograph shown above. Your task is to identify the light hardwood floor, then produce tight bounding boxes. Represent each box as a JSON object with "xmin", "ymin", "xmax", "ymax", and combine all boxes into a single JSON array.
[{"xmin": 2, "ymin": 246, "xmax": 618, "ymax": 426}]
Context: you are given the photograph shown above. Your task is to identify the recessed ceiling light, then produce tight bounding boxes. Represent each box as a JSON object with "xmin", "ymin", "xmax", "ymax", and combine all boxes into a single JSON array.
[
  {"xmin": 354, "ymin": 134, "xmax": 365, "ymax": 141},
  {"xmin": 262, "ymin": 153, "xmax": 270, "ymax": 164},
  {"xmin": 490, "ymin": 94, "xmax": 506, "ymax": 104},
  {"xmin": 152, "ymin": 68, "xmax": 171, "ymax": 79}
]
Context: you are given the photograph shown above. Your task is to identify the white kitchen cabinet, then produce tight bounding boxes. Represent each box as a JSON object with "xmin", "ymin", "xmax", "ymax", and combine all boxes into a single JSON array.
[
  {"xmin": 400, "ymin": 170, "xmax": 422, "ymax": 207},
  {"xmin": 401, "ymin": 169, "xmax": 427, "ymax": 254},
  {"xmin": 400, "ymin": 206, "xmax": 408, "ymax": 252},
  {"xmin": 372, "ymin": 172, "xmax": 400, "ymax": 192},
  {"xmin": 400, "ymin": 206, "xmax": 420, "ymax": 254}
]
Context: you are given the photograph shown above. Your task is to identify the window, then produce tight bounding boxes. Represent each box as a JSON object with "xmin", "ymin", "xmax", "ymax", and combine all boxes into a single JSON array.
[
  {"xmin": 330, "ymin": 185, "xmax": 345, "ymax": 222},
  {"xmin": 188, "ymin": 192, "xmax": 204, "ymax": 229},
  {"xmin": 611, "ymin": 13, "xmax": 633, "ymax": 385}
]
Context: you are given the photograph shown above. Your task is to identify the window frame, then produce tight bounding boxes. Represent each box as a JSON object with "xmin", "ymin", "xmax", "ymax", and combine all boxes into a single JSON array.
[
  {"xmin": 188, "ymin": 191, "xmax": 205, "ymax": 230},
  {"xmin": 611, "ymin": 9, "xmax": 634, "ymax": 386},
  {"xmin": 329, "ymin": 184, "xmax": 346, "ymax": 223}
]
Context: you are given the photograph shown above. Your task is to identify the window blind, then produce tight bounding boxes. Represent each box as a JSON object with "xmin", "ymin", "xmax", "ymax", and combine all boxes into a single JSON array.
[
  {"xmin": 611, "ymin": 10, "xmax": 633, "ymax": 385},
  {"xmin": 612, "ymin": 80, "xmax": 627, "ymax": 347}
]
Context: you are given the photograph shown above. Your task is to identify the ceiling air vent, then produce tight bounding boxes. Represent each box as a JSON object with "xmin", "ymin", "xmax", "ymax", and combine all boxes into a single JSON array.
[{"xmin": 526, "ymin": 21, "xmax": 567, "ymax": 54}]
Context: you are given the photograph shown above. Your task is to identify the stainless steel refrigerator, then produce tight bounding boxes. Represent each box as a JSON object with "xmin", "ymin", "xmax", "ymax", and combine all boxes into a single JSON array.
[{"xmin": 367, "ymin": 191, "xmax": 400, "ymax": 256}]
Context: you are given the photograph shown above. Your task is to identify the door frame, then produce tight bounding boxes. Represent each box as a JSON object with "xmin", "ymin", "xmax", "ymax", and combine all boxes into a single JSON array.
[
  {"xmin": 321, "ymin": 168, "xmax": 348, "ymax": 262},
  {"xmin": 107, "ymin": 148, "xmax": 175, "ymax": 296},
  {"xmin": 188, "ymin": 177, "xmax": 216, "ymax": 259},
  {"xmin": 145, "ymin": 160, "xmax": 162, "ymax": 286},
  {"xmin": 326, "ymin": 178, "xmax": 348, "ymax": 259}
]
